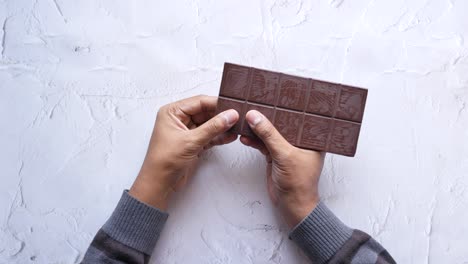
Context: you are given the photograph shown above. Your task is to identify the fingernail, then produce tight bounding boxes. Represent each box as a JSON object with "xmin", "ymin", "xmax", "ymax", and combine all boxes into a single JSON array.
[
  {"xmin": 247, "ymin": 110, "xmax": 263, "ymax": 127},
  {"xmin": 222, "ymin": 109, "xmax": 238, "ymax": 126}
]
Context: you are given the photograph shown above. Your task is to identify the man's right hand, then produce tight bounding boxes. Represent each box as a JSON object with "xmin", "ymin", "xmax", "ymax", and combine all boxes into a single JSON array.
[{"xmin": 240, "ymin": 110, "xmax": 325, "ymax": 228}]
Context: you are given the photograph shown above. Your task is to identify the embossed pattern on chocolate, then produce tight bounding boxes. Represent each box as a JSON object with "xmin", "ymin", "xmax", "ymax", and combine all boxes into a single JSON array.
[{"xmin": 216, "ymin": 63, "xmax": 368, "ymax": 157}]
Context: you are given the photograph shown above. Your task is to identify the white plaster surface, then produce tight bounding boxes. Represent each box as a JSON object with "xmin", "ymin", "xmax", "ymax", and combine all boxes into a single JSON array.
[{"xmin": 1, "ymin": 0, "xmax": 467, "ymax": 263}]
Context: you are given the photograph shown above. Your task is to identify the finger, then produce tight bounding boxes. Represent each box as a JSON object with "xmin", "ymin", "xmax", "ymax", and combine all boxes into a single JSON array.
[
  {"xmin": 245, "ymin": 110, "xmax": 292, "ymax": 157},
  {"xmin": 193, "ymin": 109, "xmax": 239, "ymax": 146},
  {"xmin": 205, "ymin": 132, "xmax": 238, "ymax": 149},
  {"xmin": 187, "ymin": 119, "xmax": 197, "ymax": 129},
  {"xmin": 176, "ymin": 95, "xmax": 217, "ymax": 117},
  {"xmin": 239, "ymin": 136, "xmax": 269, "ymax": 156},
  {"xmin": 167, "ymin": 95, "xmax": 217, "ymax": 127},
  {"xmin": 191, "ymin": 110, "xmax": 216, "ymax": 125}
]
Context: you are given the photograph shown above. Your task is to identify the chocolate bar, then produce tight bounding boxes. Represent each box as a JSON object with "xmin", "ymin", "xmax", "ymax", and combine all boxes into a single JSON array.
[{"xmin": 216, "ymin": 63, "xmax": 367, "ymax": 157}]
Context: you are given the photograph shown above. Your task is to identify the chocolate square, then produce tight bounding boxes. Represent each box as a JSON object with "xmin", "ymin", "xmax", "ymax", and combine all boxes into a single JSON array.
[
  {"xmin": 274, "ymin": 109, "xmax": 302, "ymax": 143},
  {"xmin": 335, "ymin": 86, "xmax": 367, "ymax": 122},
  {"xmin": 277, "ymin": 74, "xmax": 309, "ymax": 111},
  {"xmin": 300, "ymin": 114, "xmax": 332, "ymax": 150},
  {"xmin": 248, "ymin": 69, "xmax": 279, "ymax": 105},
  {"xmin": 220, "ymin": 63, "xmax": 250, "ymax": 99},
  {"xmin": 306, "ymin": 80, "xmax": 340, "ymax": 117},
  {"xmin": 328, "ymin": 120, "xmax": 361, "ymax": 156}
]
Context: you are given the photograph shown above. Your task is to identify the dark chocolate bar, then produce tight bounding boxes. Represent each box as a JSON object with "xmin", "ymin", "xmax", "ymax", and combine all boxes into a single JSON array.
[{"xmin": 216, "ymin": 63, "xmax": 367, "ymax": 157}]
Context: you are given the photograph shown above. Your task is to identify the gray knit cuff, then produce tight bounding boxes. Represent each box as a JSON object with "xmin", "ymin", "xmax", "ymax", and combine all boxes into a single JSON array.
[
  {"xmin": 102, "ymin": 190, "xmax": 169, "ymax": 255},
  {"xmin": 289, "ymin": 202, "xmax": 353, "ymax": 264}
]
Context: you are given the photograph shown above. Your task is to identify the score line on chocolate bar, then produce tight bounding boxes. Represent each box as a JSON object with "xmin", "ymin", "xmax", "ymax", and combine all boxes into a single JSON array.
[{"xmin": 215, "ymin": 62, "xmax": 368, "ymax": 157}]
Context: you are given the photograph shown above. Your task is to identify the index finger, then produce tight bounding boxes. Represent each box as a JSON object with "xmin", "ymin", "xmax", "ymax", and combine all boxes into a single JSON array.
[{"xmin": 176, "ymin": 95, "xmax": 218, "ymax": 117}]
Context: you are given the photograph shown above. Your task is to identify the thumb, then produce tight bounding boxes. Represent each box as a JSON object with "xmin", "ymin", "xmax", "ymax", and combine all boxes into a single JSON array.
[
  {"xmin": 193, "ymin": 109, "xmax": 239, "ymax": 146},
  {"xmin": 245, "ymin": 110, "xmax": 292, "ymax": 157}
]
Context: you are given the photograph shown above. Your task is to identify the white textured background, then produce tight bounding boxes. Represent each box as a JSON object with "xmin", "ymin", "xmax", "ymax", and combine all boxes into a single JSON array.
[{"xmin": 1, "ymin": 0, "xmax": 467, "ymax": 263}]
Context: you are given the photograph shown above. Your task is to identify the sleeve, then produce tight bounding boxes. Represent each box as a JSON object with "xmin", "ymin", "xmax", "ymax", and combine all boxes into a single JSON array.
[
  {"xmin": 289, "ymin": 202, "xmax": 396, "ymax": 264},
  {"xmin": 81, "ymin": 190, "xmax": 169, "ymax": 264}
]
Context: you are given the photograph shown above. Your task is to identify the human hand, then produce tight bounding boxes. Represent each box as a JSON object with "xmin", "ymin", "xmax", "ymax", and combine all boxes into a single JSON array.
[
  {"xmin": 129, "ymin": 95, "xmax": 239, "ymax": 210},
  {"xmin": 239, "ymin": 110, "xmax": 325, "ymax": 228}
]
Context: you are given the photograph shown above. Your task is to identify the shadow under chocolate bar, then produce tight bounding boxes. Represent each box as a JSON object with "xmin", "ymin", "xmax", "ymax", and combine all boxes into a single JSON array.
[{"xmin": 215, "ymin": 62, "xmax": 367, "ymax": 157}]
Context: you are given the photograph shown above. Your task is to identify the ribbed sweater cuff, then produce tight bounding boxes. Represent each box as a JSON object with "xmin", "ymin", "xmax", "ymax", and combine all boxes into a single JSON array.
[
  {"xmin": 102, "ymin": 190, "xmax": 169, "ymax": 255},
  {"xmin": 289, "ymin": 202, "xmax": 353, "ymax": 264}
]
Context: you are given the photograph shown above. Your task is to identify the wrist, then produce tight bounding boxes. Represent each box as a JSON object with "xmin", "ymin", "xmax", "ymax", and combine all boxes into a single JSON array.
[
  {"xmin": 129, "ymin": 169, "xmax": 174, "ymax": 211},
  {"xmin": 281, "ymin": 194, "xmax": 319, "ymax": 228}
]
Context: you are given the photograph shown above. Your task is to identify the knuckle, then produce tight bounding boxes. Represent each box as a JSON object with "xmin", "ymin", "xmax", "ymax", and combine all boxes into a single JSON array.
[
  {"xmin": 258, "ymin": 123, "xmax": 274, "ymax": 139},
  {"xmin": 186, "ymin": 133, "xmax": 201, "ymax": 150},
  {"xmin": 158, "ymin": 104, "xmax": 167, "ymax": 113},
  {"xmin": 156, "ymin": 105, "xmax": 168, "ymax": 118},
  {"xmin": 209, "ymin": 117, "xmax": 224, "ymax": 132},
  {"xmin": 162, "ymin": 103, "xmax": 177, "ymax": 115}
]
